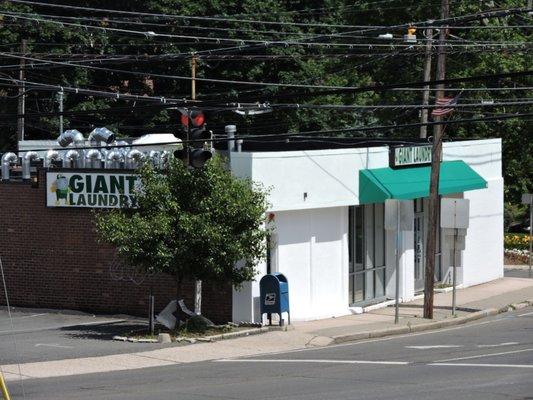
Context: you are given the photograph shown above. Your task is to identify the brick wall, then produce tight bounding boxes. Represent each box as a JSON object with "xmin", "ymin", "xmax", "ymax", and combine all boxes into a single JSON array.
[{"xmin": 0, "ymin": 169, "xmax": 232, "ymax": 323}]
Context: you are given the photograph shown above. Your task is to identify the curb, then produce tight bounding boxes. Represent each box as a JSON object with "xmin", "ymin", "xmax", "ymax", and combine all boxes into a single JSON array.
[
  {"xmin": 114, "ymin": 326, "xmax": 273, "ymax": 344},
  {"xmin": 331, "ymin": 300, "xmax": 532, "ymax": 345}
]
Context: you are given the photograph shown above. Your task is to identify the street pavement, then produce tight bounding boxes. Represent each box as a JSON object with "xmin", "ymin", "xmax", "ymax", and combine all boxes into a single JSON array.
[
  {"xmin": 5, "ymin": 306, "xmax": 533, "ymax": 400},
  {"xmin": 0, "ymin": 308, "xmax": 172, "ymax": 364},
  {"xmin": 505, "ymin": 264, "xmax": 532, "ymax": 279}
]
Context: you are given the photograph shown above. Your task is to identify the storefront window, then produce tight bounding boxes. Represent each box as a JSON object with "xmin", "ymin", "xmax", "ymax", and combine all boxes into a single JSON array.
[{"xmin": 348, "ymin": 204, "xmax": 386, "ymax": 305}]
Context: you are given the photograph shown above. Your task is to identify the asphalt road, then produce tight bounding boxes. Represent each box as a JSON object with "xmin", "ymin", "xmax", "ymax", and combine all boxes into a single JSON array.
[
  {"xmin": 7, "ymin": 306, "xmax": 533, "ymax": 400},
  {"xmin": 0, "ymin": 308, "xmax": 172, "ymax": 364},
  {"xmin": 505, "ymin": 265, "xmax": 532, "ymax": 279}
]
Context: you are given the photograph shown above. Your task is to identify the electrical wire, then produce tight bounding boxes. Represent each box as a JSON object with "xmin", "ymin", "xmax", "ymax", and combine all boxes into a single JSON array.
[
  {"xmin": 1, "ymin": 52, "xmax": 531, "ymax": 92},
  {"xmin": 5, "ymin": 0, "xmax": 531, "ymax": 31}
]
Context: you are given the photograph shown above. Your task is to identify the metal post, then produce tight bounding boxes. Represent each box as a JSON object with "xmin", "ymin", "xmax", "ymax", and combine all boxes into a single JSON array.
[
  {"xmin": 225, "ymin": 125, "xmax": 236, "ymax": 163},
  {"xmin": 17, "ymin": 39, "xmax": 27, "ymax": 143},
  {"xmin": 529, "ymin": 203, "xmax": 533, "ymax": 278},
  {"xmin": 395, "ymin": 201, "xmax": 401, "ymax": 324},
  {"xmin": 148, "ymin": 291, "xmax": 155, "ymax": 336},
  {"xmin": 0, "ymin": 371, "xmax": 12, "ymax": 400},
  {"xmin": 58, "ymin": 89, "xmax": 64, "ymax": 135},
  {"xmin": 452, "ymin": 229, "xmax": 457, "ymax": 316}
]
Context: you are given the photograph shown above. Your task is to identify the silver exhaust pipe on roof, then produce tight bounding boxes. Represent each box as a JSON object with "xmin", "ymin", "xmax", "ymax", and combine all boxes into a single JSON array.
[
  {"xmin": 160, "ymin": 151, "xmax": 170, "ymax": 169},
  {"xmin": 88, "ymin": 127, "xmax": 115, "ymax": 145},
  {"xmin": 148, "ymin": 151, "xmax": 160, "ymax": 168},
  {"xmin": 63, "ymin": 149, "xmax": 83, "ymax": 168},
  {"xmin": 22, "ymin": 151, "xmax": 40, "ymax": 180},
  {"xmin": 1, "ymin": 152, "xmax": 18, "ymax": 181},
  {"xmin": 57, "ymin": 129, "xmax": 85, "ymax": 147},
  {"xmin": 85, "ymin": 149, "xmax": 103, "ymax": 169},
  {"xmin": 105, "ymin": 149, "xmax": 124, "ymax": 169},
  {"xmin": 44, "ymin": 149, "xmax": 61, "ymax": 167},
  {"xmin": 125, "ymin": 149, "xmax": 144, "ymax": 169}
]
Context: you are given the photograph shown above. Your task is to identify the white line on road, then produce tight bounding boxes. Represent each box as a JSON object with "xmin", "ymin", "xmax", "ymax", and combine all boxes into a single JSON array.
[
  {"xmin": 406, "ymin": 345, "xmax": 463, "ymax": 349},
  {"xmin": 518, "ymin": 311, "xmax": 533, "ymax": 317},
  {"xmin": 35, "ymin": 343, "xmax": 74, "ymax": 349},
  {"xmin": 477, "ymin": 342, "xmax": 518, "ymax": 348},
  {"xmin": 430, "ymin": 362, "xmax": 533, "ymax": 369},
  {"xmin": 434, "ymin": 348, "xmax": 533, "ymax": 363},
  {"xmin": 215, "ymin": 359, "xmax": 410, "ymax": 366}
]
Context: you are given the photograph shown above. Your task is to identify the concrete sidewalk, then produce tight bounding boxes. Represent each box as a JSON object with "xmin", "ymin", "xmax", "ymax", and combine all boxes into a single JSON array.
[{"xmin": 2, "ymin": 276, "xmax": 533, "ymax": 382}]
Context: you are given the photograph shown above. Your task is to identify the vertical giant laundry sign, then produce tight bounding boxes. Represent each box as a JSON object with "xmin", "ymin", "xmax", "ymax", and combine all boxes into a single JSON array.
[{"xmin": 46, "ymin": 171, "xmax": 140, "ymax": 208}]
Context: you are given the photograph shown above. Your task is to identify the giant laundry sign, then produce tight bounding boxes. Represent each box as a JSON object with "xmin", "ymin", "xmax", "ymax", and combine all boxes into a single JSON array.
[
  {"xmin": 46, "ymin": 172, "xmax": 139, "ymax": 208},
  {"xmin": 390, "ymin": 145, "xmax": 432, "ymax": 168}
]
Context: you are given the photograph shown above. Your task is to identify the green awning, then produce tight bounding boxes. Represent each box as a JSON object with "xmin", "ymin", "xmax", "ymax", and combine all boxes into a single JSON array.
[{"xmin": 359, "ymin": 160, "xmax": 487, "ymax": 204}]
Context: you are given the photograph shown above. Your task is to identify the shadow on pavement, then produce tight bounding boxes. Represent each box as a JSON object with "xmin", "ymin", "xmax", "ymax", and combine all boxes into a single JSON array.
[{"xmin": 60, "ymin": 321, "xmax": 148, "ymax": 340}]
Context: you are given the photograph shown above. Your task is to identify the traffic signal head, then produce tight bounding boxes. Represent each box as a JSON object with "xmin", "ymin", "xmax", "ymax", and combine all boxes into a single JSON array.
[{"xmin": 173, "ymin": 148, "xmax": 212, "ymax": 169}]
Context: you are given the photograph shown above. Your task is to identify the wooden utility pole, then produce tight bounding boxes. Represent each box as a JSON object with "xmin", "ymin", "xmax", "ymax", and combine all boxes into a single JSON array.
[
  {"xmin": 17, "ymin": 39, "xmax": 27, "ymax": 143},
  {"xmin": 423, "ymin": 0, "xmax": 449, "ymax": 319},
  {"xmin": 419, "ymin": 28, "xmax": 434, "ymax": 139},
  {"xmin": 190, "ymin": 54, "xmax": 202, "ymax": 315}
]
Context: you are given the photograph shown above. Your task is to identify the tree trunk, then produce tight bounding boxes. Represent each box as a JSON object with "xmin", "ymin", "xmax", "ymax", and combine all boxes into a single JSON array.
[{"xmin": 194, "ymin": 280, "xmax": 202, "ymax": 315}]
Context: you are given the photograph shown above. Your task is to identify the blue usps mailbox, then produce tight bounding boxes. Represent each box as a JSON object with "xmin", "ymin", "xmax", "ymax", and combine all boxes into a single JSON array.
[{"xmin": 260, "ymin": 273, "xmax": 290, "ymax": 326}]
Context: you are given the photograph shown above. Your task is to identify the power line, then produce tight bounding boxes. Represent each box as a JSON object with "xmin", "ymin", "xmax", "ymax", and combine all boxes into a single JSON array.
[
  {"xmin": 6, "ymin": 0, "xmax": 531, "ymax": 31},
  {"xmin": 1, "ymin": 52, "xmax": 531, "ymax": 92}
]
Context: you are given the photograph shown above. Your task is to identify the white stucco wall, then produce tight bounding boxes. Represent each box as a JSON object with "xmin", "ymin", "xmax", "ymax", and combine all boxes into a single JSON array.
[
  {"xmin": 230, "ymin": 139, "xmax": 503, "ymax": 322},
  {"xmin": 442, "ymin": 139, "xmax": 503, "ymax": 287}
]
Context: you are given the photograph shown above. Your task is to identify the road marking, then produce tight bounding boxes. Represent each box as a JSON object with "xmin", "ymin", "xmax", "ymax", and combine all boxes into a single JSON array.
[
  {"xmin": 434, "ymin": 348, "xmax": 533, "ymax": 363},
  {"xmin": 35, "ymin": 343, "xmax": 74, "ymax": 349},
  {"xmin": 406, "ymin": 345, "xmax": 463, "ymax": 349},
  {"xmin": 215, "ymin": 359, "xmax": 410, "ymax": 366},
  {"xmin": 11, "ymin": 313, "xmax": 47, "ymax": 320},
  {"xmin": 477, "ymin": 342, "xmax": 518, "ymax": 348},
  {"xmin": 430, "ymin": 362, "xmax": 533, "ymax": 369},
  {"xmin": 518, "ymin": 311, "xmax": 533, "ymax": 317}
]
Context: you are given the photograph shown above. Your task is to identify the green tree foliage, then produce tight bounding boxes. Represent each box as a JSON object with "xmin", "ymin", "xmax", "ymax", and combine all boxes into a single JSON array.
[
  {"xmin": 95, "ymin": 156, "xmax": 269, "ymax": 296},
  {"xmin": 0, "ymin": 0, "xmax": 530, "ymax": 202}
]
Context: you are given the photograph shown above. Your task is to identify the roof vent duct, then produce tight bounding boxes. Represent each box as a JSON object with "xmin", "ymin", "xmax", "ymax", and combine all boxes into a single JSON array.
[
  {"xmin": 85, "ymin": 149, "xmax": 103, "ymax": 169},
  {"xmin": 44, "ymin": 149, "xmax": 61, "ymax": 167},
  {"xmin": 1, "ymin": 152, "xmax": 18, "ymax": 181},
  {"xmin": 88, "ymin": 127, "xmax": 115, "ymax": 145},
  {"xmin": 125, "ymin": 149, "xmax": 144, "ymax": 169},
  {"xmin": 22, "ymin": 151, "xmax": 40, "ymax": 180},
  {"xmin": 57, "ymin": 129, "xmax": 85, "ymax": 147},
  {"xmin": 105, "ymin": 149, "xmax": 124, "ymax": 169},
  {"xmin": 63, "ymin": 149, "xmax": 83, "ymax": 168}
]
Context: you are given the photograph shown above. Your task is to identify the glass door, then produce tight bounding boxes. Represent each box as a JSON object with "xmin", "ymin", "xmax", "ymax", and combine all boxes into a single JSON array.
[{"xmin": 349, "ymin": 204, "xmax": 386, "ymax": 306}]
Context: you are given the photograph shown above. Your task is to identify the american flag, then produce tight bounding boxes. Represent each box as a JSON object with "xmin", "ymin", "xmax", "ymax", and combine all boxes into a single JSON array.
[{"xmin": 431, "ymin": 92, "xmax": 462, "ymax": 117}]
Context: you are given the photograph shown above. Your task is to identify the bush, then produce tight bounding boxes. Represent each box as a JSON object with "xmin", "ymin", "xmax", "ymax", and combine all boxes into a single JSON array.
[{"xmin": 504, "ymin": 233, "xmax": 530, "ymax": 250}]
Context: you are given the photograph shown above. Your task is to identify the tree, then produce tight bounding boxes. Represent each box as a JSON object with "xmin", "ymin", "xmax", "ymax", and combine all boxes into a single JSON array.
[{"xmin": 95, "ymin": 155, "xmax": 270, "ymax": 312}]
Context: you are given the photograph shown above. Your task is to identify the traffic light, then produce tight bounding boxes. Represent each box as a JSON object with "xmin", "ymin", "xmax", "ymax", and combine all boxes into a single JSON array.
[{"xmin": 174, "ymin": 109, "xmax": 212, "ymax": 169}]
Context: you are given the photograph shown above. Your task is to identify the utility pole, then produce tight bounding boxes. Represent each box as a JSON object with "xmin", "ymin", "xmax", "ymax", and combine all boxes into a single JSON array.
[
  {"xmin": 17, "ymin": 39, "xmax": 27, "ymax": 143},
  {"xmin": 190, "ymin": 54, "xmax": 202, "ymax": 315},
  {"xmin": 419, "ymin": 27, "xmax": 434, "ymax": 139},
  {"xmin": 58, "ymin": 89, "xmax": 64, "ymax": 135},
  {"xmin": 424, "ymin": 0, "xmax": 449, "ymax": 319}
]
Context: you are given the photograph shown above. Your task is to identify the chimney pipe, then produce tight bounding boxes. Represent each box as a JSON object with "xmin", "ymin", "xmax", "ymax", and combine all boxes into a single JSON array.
[
  {"xmin": 57, "ymin": 129, "xmax": 84, "ymax": 148},
  {"xmin": 63, "ymin": 149, "xmax": 82, "ymax": 168},
  {"xmin": 1, "ymin": 152, "xmax": 18, "ymax": 181},
  {"xmin": 85, "ymin": 149, "xmax": 103, "ymax": 169},
  {"xmin": 125, "ymin": 149, "xmax": 144, "ymax": 169},
  {"xmin": 88, "ymin": 127, "xmax": 115, "ymax": 145},
  {"xmin": 22, "ymin": 151, "xmax": 40, "ymax": 180},
  {"xmin": 105, "ymin": 149, "xmax": 124, "ymax": 169},
  {"xmin": 44, "ymin": 149, "xmax": 61, "ymax": 168}
]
